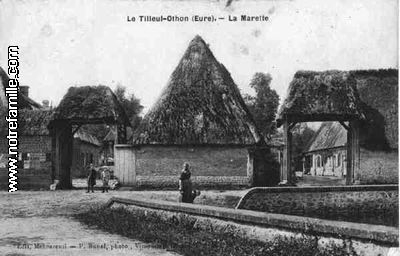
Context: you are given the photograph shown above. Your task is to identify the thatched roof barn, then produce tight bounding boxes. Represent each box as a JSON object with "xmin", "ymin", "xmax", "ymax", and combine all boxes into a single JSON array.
[
  {"xmin": 299, "ymin": 69, "xmax": 398, "ymax": 184},
  {"xmin": 52, "ymin": 85, "xmax": 130, "ymax": 125},
  {"xmin": 133, "ymin": 35, "xmax": 262, "ymax": 145},
  {"xmin": 114, "ymin": 36, "xmax": 278, "ymax": 189},
  {"xmin": 298, "ymin": 69, "xmax": 398, "ymax": 151},
  {"xmin": 277, "ymin": 70, "xmax": 365, "ymax": 126},
  {"xmin": 351, "ymin": 69, "xmax": 398, "ymax": 150},
  {"xmin": 0, "ymin": 109, "xmax": 53, "ymax": 136}
]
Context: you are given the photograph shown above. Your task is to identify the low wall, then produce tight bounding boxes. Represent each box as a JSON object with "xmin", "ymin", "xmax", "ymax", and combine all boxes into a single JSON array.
[
  {"xmin": 135, "ymin": 146, "xmax": 249, "ymax": 176},
  {"xmin": 107, "ymin": 197, "xmax": 398, "ymax": 256},
  {"xmin": 136, "ymin": 175, "xmax": 248, "ymax": 189},
  {"xmin": 0, "ymin": 168, "xmax": 52, "ymax": 190},
  {"xmin": 236, "ymin": 185, "xmax": 398, "ymax": 227},
  {"xmin": 360, "ymin": 149, "xmax": 398, "ymax": 184}
]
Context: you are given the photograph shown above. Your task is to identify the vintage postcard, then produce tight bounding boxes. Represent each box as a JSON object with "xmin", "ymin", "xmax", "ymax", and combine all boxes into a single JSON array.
[{"xmin": 0, "ymin": 0, "xmax": 398, "ymax": 255}]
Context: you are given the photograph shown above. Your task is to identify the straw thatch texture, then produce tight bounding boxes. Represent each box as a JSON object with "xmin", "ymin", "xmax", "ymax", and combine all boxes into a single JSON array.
[
  {"xmin": 0, "ymin": 67, "xmax": 7, "ymax": 107},
  {"xmin": 352, "ymin": 69, "xmax": 398, "ymax": 149},
  {"xmin": 133, "ymin": 35, "xmax": 261, "ymax": 145},
  {"xmin": 53, "ymin": 85, "xmax": 130, "ymax": 125},
  {"xmin": 300, "ymin": 69, "xmax": 398, "ymax": 151},
  {"xmin": 0, "ymin": 109, "xmax": 53, "ymax": 136},
  {"xmin": 277, "ymin": 70, "xmax": 365, "ymax": 126},
  {"xmin": 305, "ymin": 122, "xmax": 347, "ymax": 153},
  {"xmin": 74, "ymin": 130, "xmax": 102, "ymax": 146}
]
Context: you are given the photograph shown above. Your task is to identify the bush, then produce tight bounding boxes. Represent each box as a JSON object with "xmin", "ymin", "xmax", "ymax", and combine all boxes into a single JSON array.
[{"xmin": 74, "ymin": 206, "xmax": 357, "ymax": 256}]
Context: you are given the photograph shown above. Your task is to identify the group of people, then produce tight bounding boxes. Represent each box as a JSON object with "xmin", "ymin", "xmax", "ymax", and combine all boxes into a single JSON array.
[
  {"xmin": 86, "ymin": 161, "xmax": 199, "ymax": 204},
  {"xmin": 86, "ymin": 163, "xmax": 111, "ymax": 193}
]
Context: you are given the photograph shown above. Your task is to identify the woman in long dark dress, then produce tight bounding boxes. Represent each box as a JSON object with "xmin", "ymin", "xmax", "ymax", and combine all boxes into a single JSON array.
[
  {"xmin": 86, "ymin": 163, "xmax": 96, "ymax": 193},
  {"xmin": 179, "ymin": 162, "xmax": 193, "ymax": 203}
]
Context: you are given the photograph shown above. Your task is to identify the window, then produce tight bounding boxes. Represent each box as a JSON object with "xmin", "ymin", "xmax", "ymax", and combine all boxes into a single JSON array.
[
  {"xmin": 316, "ymin": 155, "xmax": 321, "ymax": 167},
  {"xmin": 81, "ymin": 153, "xmax": 85, "ymax": 166},
  {"xmin": 337, "ymin": 153, "xmax": 341, "ymax": 167},
  {"xmin": 0, "ymin": 154, "xmax": 7, "ymax": 168},
  {"xmin": 18, "ymin": 152, "xmax": 49, "ymax": 169}
]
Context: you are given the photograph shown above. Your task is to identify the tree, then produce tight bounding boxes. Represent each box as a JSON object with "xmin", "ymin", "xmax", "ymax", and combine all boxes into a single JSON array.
[
  {"xmin": 291, "ymin": 123, "xmax": 317, "ymax": 172},
  {"xmin": 114, "ymin": 85, "xmax": 144, "ymax": 130},
  {"xmin": 244, "ymin": 73, "xmax": 280, "ymax": 138}
]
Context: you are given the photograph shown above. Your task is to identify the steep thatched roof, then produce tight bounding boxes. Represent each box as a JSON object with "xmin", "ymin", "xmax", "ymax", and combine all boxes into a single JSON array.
[
  {"xmin": 103, "ymin": 129, "xmax": 116, "ymax": 142},
  {"xmin": 0, "ymin": 67, "xmax": 7, "ymax": 107},
  {"xmin": 74, "ymin": 130, "xmax": 101, "ymax": 146},
  {"xmin": 302, "ymin": 69, "xmax": 398, "ymax": 151},
  {"xmin": 277, "ymin": 70, "xmax": 365, "ymax": 126},
  {"xmin": 0, "ymin": 66, "xmax": 42, "ymax": 110},
  {"xmin": 351, "ymin": 69, "xmax": 398, "ymax": 149},
  {"xmin": 0, "ymin": 109, "xmax": 54, "ymax": 136},
  {"xmin": 52, "ymin": 85, "xmax": 130, "ymax": 125},
  {"xmin": 304, "ymin": 122, "xmax": 347, "ymax": 153},
  {"xmin": 133, "ymin": 35, "xmax": 262, "ymax": 145}
]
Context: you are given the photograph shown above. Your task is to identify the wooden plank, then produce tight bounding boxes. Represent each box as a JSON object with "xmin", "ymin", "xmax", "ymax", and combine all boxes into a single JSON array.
[
  {"xmin": 351, "ymin": 121, "xmax": 360, "ymax": 184},
  {"xmin": 346, "ymin": 126, "xmax": 353, "ymax": 185},
  {"xmin": 280, "ymin": 120, "xmax": 293, "ymax": 185},
  {"xmin": 121, "ymin": 147, "xmax": 125, "ymax": 184},
  {"xmin": 123, "ymin": 149, "xmax": 127, "ymax": 184},
  {"xmin": 127, "ymin": 149, "xmax": 135, "ymax": 185},
  {"xmin": 114, "ymin": 145, "xmax": 121, "ymax": 182}
]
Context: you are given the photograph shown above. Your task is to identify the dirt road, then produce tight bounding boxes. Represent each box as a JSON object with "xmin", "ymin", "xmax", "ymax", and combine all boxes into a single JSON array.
[
  {"xmin": 0, "ymin": 189, "xmax": 246, "ymax": 255},
  {"xmin": 0, "ymin": 190, "xmax": 181, "ymax": 256}
]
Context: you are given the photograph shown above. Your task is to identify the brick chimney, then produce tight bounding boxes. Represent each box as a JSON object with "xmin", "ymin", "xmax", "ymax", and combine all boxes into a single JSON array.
[
  {"xmin": 20, "ymin": 85, "xmax": 29, "ymax": 97},
  {"xmin": 42, "ymin": 100, "xmax": 50, "ymax": 109}
]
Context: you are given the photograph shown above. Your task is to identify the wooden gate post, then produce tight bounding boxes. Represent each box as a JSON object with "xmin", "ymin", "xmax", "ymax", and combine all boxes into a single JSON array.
[
  {"xmin": 345, "ymin": 120, "xmax": 360, "ymax": 185},
  {"xmin": 280, "ymin": 120, "xmax": 293, "ymax": 185},
  {"xmin": 54, "ymin": 121, "xmax": 73, "ymax": 189},
  {"xmin": 350, "ymin": 120, "xmax": 360, "ymax": 184}
]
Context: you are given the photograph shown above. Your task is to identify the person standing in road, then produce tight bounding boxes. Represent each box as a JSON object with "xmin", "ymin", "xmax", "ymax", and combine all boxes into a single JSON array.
[
  {"xmin": 86, "ymin": 163, "xmax": 96, "ymax": 193},
  {"xmin": 179, "ymin": 162, "xmax": 200, "ymax": 203},
  {"xmin": 100, "ymin": 166, "xmax": 111, "ymax": 193}
]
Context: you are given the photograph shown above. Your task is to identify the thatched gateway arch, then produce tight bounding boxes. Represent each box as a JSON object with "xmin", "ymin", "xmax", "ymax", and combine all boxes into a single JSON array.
[
  {"xmin": 277, "ymin": 71, "xmax": 365, "ymax": 185},
  {"xmin": 49, "ymin": 86, "xmax": 130, "ymax": 189}
]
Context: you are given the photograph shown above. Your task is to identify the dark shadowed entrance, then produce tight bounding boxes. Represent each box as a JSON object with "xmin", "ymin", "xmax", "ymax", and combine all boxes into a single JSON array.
[{"xmin": 48, "ymin": 86, "xmax": 130, "ymax": 189}]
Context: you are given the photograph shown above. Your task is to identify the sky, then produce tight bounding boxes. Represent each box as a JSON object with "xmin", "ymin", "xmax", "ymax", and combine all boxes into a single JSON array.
[{"xmin": 0, "ymin": 0, "xmax": 398, "ymax": 114}]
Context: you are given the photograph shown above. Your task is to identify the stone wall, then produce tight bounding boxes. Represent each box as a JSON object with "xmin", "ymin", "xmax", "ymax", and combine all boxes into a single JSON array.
[
  {"xmin": 134, "ymin": 146, "xmax": 249, "ymax": 177},
  {"xmin": 0, "ymin": 135, "xmax": 53, "ymax": 190},
  {"xmin": 114, "ymin": 144, "xmax": 281, "ymax": 188},
  {"xmin": 107, "ymin": 197, "xmax": 398, "ymax": 255},
  {"xmin": 0, "ymin": 167, "xmax": 52, "ymax": 190},
  {"xmin": 359, "ymin": 148, "xmax": 398, "ymax": 184},
  {"xmin": 236, "ymin": 185, "xmax": 398, "ymax": 227}
]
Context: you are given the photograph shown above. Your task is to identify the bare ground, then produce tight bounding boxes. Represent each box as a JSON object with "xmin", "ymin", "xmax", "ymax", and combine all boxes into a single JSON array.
[{"xmin": 0, "ymin": 189, "xmax": 246, "ymax": 256}]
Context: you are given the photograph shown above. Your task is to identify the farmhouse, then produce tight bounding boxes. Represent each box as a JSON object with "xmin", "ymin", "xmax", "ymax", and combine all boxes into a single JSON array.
[
  {"xmin": 49, "ymin": 85, "xmax": 131, "ymax": 188},
  {"xmin": 296, "ymin": 69, "xmax": 398, "ymax": 184},
  {"xmin": 71, "ymin": 130, "xmax": 102, "ymax": 178},
  {"xmin": 0, "ymin": 68, "xmax": 116, "ymax": 189},
  {"xmin": 0, "ymin": 109, "xmax": 54, "ymax": 189},
  {"xmin": 303, "ymin": 121, "xmax": 347, "ymax": 177},
  {"xmin": 114, "ymin": 35, "xmax": 279, "ymax": 188}
]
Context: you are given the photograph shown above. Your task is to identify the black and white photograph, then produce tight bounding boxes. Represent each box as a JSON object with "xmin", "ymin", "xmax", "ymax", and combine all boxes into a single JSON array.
[{"xmin": 0, "ymin": 0, "xmax": 398, "ymax": 255}]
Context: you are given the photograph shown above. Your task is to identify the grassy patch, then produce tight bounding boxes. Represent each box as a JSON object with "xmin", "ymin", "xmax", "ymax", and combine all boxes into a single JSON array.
[{"xmin": 74, "ymin": 206, "xmax": 358, "ymax": 256}]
